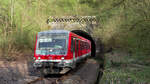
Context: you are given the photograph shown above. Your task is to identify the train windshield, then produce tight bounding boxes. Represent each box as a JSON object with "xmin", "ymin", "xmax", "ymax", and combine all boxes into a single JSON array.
[{"xmin": 36, "ymin": 33, "xmax": 68, "ymax": 55}]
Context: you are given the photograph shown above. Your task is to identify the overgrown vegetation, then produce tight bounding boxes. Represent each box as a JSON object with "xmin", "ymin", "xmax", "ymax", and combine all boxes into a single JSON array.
[
  {"xmin": 0, "ymin": 0, "xmax": 150, "ymax": 83},
  {"xmin": 0, "ymin": 0, "xmax": 149, "ymax": 57},
  {"xmin": 100, "ymin": 50, "xmax": 150, "ymax": 84},
  {"xmin": 0, "ymin": 0, "xmax": 95, "ymax": 59}
]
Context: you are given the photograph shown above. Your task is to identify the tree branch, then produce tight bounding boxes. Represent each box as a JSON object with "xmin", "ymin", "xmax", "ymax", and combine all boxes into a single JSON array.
[
  {"xmin": 129, "ymin": 19, "xmax": 150, "ymax": 31},
  {"xmin": 103, "ymin": 0, "xmax": 125, "ymax": 12}
]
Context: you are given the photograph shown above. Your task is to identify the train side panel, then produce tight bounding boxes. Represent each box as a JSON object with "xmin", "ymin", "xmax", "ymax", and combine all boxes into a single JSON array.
[{"xmin": 67, "ymin": 32, "xmax": 91, "ymax": 63}]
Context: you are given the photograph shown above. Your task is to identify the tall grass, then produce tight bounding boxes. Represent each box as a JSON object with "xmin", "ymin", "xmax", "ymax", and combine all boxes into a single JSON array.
[{"xmin": 100, "ymin": 50, "xmax": 150, "ymax": 84}]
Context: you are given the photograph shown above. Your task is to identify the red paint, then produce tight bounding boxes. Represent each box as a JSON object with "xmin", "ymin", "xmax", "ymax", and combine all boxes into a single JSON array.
[{"xmin": 34, "ymin": 31, "xmax": 91, "ymax": 61}]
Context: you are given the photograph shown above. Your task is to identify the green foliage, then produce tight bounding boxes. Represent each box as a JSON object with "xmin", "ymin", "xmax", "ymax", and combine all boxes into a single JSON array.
[
  {"xmin": 0, "ymin": 0, "xmax": 95, "ymax": 58},
  {"xmin": 0, "ymin": 0, "xmax": 150, "ymax": 61},
  {"xmin": 101, "ymin": 50, "xmax": 150, "ymax": 84},
  {"xmin": 93, "ymin": 0, "xmax": 150, "ymax": 56},
  {"xmin": 0, "ymin": 0, "xmax": 150, "ymax": 83},
  {"xmin": 100, "ymin": 67, "xmax": 150, "ymax": 83}
]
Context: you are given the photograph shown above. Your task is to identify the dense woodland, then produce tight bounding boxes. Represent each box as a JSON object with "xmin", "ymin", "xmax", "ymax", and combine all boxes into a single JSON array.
[{"xmin": 0, "ymin": 0, "xmax": 150, "ymax": 83}]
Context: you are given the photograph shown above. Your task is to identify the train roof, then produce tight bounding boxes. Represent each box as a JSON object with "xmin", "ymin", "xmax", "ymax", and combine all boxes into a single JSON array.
[
  {"xmin": 38, "ymin": 30, "xmax": 70, "ymax": 34},
  {"xmin": 37, "ymin": 30, "xmax": 90, "ymax": 43}
]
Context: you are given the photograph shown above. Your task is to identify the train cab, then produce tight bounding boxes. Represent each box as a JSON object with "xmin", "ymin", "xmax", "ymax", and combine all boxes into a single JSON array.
[{"xmin": 33, "ymin": 30, "xmax": 91, "ymax": 74}]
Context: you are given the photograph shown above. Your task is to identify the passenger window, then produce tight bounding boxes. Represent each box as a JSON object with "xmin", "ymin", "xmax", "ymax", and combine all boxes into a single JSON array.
[
  {"xmin": 71, "ymin": 38, "xmax": 73, "ymax": 52},
  {"xmin": 76, "ymin": 40, "xmax": 78, "ymax": 51},
  {"xmin": 81, "ymin": 41, "xmax": 83, "ymax": 50}
]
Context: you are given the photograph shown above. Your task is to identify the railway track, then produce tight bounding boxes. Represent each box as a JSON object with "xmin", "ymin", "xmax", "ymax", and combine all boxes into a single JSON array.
[
  {"xmin": 26, "ymin": 72, "xmax": 76, "ymax": 84},
  {"xmin": 27, "ymin": 77, "xmax": 61, "ymax": 84},
  {"xmin": 0, "ymin": 58, "xmax": 101, "ymax": 84},
  {"xmin": 26, "ymin": 59, "xmax": 101, "ymax": 84},
  {"xmin": 26, "ymin": 60, "xmax": 85, "ymax": 84},
  {"xmin": 26, "ymin": 70, "xmax": 70, "ymax": 84}
]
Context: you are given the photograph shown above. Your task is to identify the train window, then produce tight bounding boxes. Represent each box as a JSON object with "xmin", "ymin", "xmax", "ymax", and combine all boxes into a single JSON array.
[
  {"xmin": 86, "ymin": 43, "xmax": 88, "ymax": 49},
  {"xmin": 83, "ymin": 42, "xmax": 84, "ymax": 50},
  {"xmin": 83, "ymin": 42, "xmax": 85, "ymax": 49},
  {"xmin": 84, "ymin": 42, "xmax": 85, "ymax": 49},
  {"xmin": 37, "ymin": 33, "xmax": 68, "ymax": 55},
  {"xmin": 80, "ymin": 41, "xmax": 82, "ymax": 50},
  {"xmin": 85, "ymin": 43, "xmax": 86, "ymax": 49},
  {"xmin": 81, "ymin": 41, "xmax": 83, "ymax": 50},
  {"xmin": 85, "ymin": 43, "xmax": 87, "ymax": 49},
  {"xmin": 82, "ymin": 41, "xmax": 85, "ymax": 50},
  {"xmin": 76, "ymin": 40, "xmax": 78, "ymax": 51},
  {"xmin": 71, "ymin": 38, "xmax": 73, "ymax": 52},
  {"xmin": 87, "ymin": 43, "xmax": 89, "ymax": 49},
  {"xmin": 73, "ymin": 39, "xmax": 75, "ymax": 51},
  {"xmin": 85, "ymin": 42, "xmax": 86, "ymax": 49},
  {"xmin": 79, "ymin": 40, "xmax": 80, "ymax": 51}
]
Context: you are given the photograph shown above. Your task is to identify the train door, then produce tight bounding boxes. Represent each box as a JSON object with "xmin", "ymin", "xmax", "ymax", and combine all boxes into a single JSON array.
[
  {"xmin": 76, "ymin": 40, "xmax": 79, "ymax": 58},
  {"xmin": 73, "ymin": 38, "xmax": 76, "ymax": 62},
  {"xmin": 71, "ymin": 37, "xmax": 76, "ymax": 68},
  {"xmin": 78, "ymin": 41, "xmax": 80, "ymax": 56}
]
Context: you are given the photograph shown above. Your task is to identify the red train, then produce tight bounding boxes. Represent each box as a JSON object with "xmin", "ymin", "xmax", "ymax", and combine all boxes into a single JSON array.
[{"xmin": 33, "ymin": 30, "xmax": 91, "ymax": 74}]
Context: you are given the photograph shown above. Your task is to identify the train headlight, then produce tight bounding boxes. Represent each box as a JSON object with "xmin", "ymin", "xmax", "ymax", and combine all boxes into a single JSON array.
[
  {"xmin": 61, "ymin": 57, "xmax": 64, "ymax": 60},
  {"xmin": 33, "ymin": 57, "xmax": 36, "ymax": 60},
  {"xmin": 38, "ymin": 57, "xmax": 41, "ymax": 60}
]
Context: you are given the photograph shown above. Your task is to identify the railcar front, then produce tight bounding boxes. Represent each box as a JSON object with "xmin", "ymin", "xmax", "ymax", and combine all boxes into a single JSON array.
[{"xmin": 33, "ymin": 30, "xmax": 73, "ymax": 74}]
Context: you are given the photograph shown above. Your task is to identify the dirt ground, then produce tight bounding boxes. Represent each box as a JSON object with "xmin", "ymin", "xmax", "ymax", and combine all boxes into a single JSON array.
[
  {"xmin": 0, "ymin": 60, "xmax": 37, "ymax": 84},
  {"xmin": 0, "ymin": 58, "xmax": 101, "ymax": 84}
]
